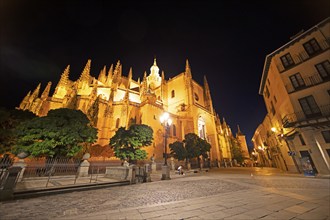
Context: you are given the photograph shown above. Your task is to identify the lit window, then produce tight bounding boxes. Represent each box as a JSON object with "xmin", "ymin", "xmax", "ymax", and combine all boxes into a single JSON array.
[
  {"xmin": 116, "ymin": 118, "xmax": 120, "ymax": 128},
  {"xmin": 172, "ymin": 124, "xmax": 176, "ymax": 136},
  {"xmin": 171, "ymin": 90, "xmax": 175, "ymax": 98},
  {"xmin": 194, "ymin": 93, "xmax": 199, "ymax": 101},
  {"xmin": 270, "ymin": 101, "xmax": 275, "ymax": 116},
  {"xmin": 289, "ymin": 73, "xmax": 305, "ymax": 90},
  {"xmin": 298, "ymin": 95, "xmax": 321, "ymax": 118},
  {"xmin": 321, "ymin": 130, "xmax": 330, "ymax": 143},
  {"xmin": 198, "ymin": 117, "xmax": 206, "ymax": 139},
  {"xmin": 299, "ymin": 134, "xmax": 306, "ymax": 145},
  {"xmin": 265, "ymin": 86, "xmax": 270, "ymax": 98},
  {"xmin": 315, "ymin": 60, "xmax": 330, "ymax": 80},
  {"xmin": 303, "ymin": 38, "xmax": 321, "ymax": 56},
  {"xmin": 280, "ymin": 53, "xmax": 294, "ymax": 68}
]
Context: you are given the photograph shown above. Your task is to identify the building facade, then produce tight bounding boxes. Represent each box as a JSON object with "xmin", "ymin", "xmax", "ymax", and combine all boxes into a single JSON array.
[
  {"xmin": 255, "ymin": 17, "xmax": 330, "ymax": 176},
  {"xmin": 18, "ymin": 59, "xmax": 246, "ymax": 165}
]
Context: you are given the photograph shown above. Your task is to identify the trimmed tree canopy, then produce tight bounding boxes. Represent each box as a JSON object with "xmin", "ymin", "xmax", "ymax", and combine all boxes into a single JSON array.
[
  {"xmin": 169, "ymin": 133, "xmax": 211, "ymax": 163},
  {"xmin": 0, "ymin": 108, "xmax": 36, "ymax": 154},
  {"xmin": 13, "ymin": 108, "xmax": 98, "ymax": 158},
  {"xmin": 110, "ymin": 124, "xmax": 153, "ymax": 163}
]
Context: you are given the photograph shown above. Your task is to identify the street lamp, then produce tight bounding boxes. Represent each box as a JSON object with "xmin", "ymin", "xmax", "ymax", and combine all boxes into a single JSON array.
[{"xmin": 160, "ymin": 112, "xmax": 172, "ymax": 180}]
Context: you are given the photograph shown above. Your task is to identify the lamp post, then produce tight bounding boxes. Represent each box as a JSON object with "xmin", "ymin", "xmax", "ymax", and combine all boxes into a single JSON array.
[{"xmin": 160, "ymin": 112, "xmax": 172, "ymax": 180}]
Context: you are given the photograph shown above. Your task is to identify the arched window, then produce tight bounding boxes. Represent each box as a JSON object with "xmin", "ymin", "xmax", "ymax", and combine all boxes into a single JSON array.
[
  {"xmin": 172, "ymin": 124, "xmax": 176, "ymax": 136},
  {"xmin": 198, "ymin": 117, "xmax": 206, "ymax": 139},
  {"xmin": 171, "ymin": 90, "xmax": 175, "ymax": 98},
  {"xmin": 116, "ymin": 118, "xmax": 120, "ymax": 128}
]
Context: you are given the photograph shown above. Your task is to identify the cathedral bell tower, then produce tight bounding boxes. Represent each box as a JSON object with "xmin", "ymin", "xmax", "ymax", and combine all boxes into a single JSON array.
[{"xmin": 147, "ymin": 59, "xmax": 162, "ymax": 90}]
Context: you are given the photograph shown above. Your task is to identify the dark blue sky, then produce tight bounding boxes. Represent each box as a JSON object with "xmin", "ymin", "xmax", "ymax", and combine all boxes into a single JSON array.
[{"xmin": 1, "ymin": 0, "xmax": 329, "ymax": 147}]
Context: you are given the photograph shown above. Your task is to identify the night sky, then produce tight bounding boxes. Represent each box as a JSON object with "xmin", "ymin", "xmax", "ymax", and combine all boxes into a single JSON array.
[{"xmin": 1, "ymin": 0, "xmax": 329, "ymax": 147}]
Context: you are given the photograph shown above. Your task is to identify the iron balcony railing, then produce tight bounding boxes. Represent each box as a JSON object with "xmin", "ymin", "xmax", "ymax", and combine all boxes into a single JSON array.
[
  {"xmin": 276, "ymin": 39, "xmax": 329, "ymax": 73},
  {"xmin": 282, "ymin": 104, "xmax": 330, "ymax": 128},
  {"xmin": 285, "ymin": 72, "xmax": 329, "ymax": 94}
]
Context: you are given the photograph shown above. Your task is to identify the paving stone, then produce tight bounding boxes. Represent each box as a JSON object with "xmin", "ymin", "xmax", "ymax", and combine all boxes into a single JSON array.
[{"xmin": 1, "ymin": 168, "xmax": 329, "ymax": 220}]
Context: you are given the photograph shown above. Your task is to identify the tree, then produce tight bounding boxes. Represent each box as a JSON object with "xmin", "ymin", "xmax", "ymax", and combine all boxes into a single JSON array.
[
  {"xmin": 0, "ymin": 108, "xmax": 36, "ymax": 154},
  {"xmin": 230, "ymin": 137, "xmax": 244, "ymax": 164},
  {"xmin": 169, "ymin": 141, "xmax": 186, "ymax": 161},
  {"xmin": 109, "ymin": 124, "xmax": 153, "ymax": 163},
  {"xmin": 169, "ymin": 133, "xmax": 211, "ymax": 168},
  {"xmin": 13, "ymin": 108, "xmax": 98, "ymax": 158}
]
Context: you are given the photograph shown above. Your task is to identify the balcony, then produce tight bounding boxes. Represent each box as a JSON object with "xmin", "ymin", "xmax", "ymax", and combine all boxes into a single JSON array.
[
  {"xmin": 277, "ymin": 39, "xmax": 329, "ymax": 73},
  {"xmin": 282, "ymin": 104, "xmax": 330, "ymax": 128},
  {"xmin": 285, "ymin": 72, "xmax": 329, "ymax": 94}
]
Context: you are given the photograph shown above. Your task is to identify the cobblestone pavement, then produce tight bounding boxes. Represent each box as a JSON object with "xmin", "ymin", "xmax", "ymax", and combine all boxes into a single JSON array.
[{"xmin": 1, "ymin": 167, "xmax": 329, "ymax": 220}]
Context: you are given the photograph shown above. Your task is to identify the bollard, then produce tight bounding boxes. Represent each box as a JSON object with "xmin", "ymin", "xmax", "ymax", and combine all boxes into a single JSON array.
[
  {"xmin": 144, "ymin": 164, "xmax": 151, "ymax": 182},
  {"xmin": 12, "ymin": 159, "xmax": 26, "ymax": 182},
  {"xmin": 77, "ymin": 159, "xmax": 90, "ymax": 177},
  {"xmin": 127, "ymin": 165, "xmax": 136, "ymax": 184}
]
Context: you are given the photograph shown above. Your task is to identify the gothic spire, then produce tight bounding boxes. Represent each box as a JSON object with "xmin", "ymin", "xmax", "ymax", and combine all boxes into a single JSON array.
[
  {"xmin": 19, "ymin": 90, "xmax": 31, "ymax": 109},
  {"xmin": 203, "ymin": 75, "xmax": 213, "ymax": 113},
  {"xmin": 112, "ymin": 60, "xmax": 121, "ymax": 83},
  {"xmin": 161, "ymin": 71, "xmax": 165, "ymax": 82},
  {"xmin": 41, "ymin": 82, "xmax": 52, "ymax": 100},
  {"xmin": 31, "ymin": 83, "xmax": 41, "ymax": 99},
  {"xmin": 203, "ymin": 75, "xmax": 211, "ymax": 97},
  {"xmin": 98, "ymin": 65, "xmax": 107, "ymax": 83},
  {"xmin": 105, "ymin": 64, "xmax": 113, "ymax": 86},
  {"xmin": 185, "ymin": 59, "xmax": 192, "ymax": 77},
  {"xmin": 140, "ymin": 71, "xmax": 148, "ymax": 96},
  {"xmin": 79, "ymin": 59, "xmax": 91, "ymax": 82},
  {"xmin": 127, "ymin": 67, "xmax": 132, "ymax": 89},
  {"xmin": 223, "ymin": 117, "xmax": 227, "ymax": 126},
  {"xmin": 58, "ymin": 65, "xmax": 70, "ymax": 86},
  {"xmin": 237, "ymin": 125, "xmax": 244, "ymax": 135}
]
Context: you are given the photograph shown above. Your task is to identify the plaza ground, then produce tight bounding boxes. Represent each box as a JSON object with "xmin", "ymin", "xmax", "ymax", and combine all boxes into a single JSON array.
[{"xmin": 0, "ymin": 167, "xmax": 329, "ymax": 220}]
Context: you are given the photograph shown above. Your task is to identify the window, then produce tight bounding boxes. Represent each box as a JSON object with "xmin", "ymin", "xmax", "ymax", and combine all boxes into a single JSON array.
[
  {"xmin": 289, "ymin": 73, "xmax": 305, "ymax": 89},
  {"xmin": 171, "ymin": 90, "xmax": 175, "ymax": 98},
  {"xmin": 265, "ymin": 86, "xmax": 270, "ymax": 98},
  {"xmin": 321, "ymin": 130, "xmax": 330, "ymax": 143},
  {"xmin": 172, "ymin": 124, "xmax": 176, "ymax": 136},
  {"xmin": 299, "ymin": 134, "xmax": 306, "ymax": 145},
  {"xmin": 198, "ymin": 117, "xmax": 206, "ymax": 140},
  {"xmin": 270, "ymin": 101, "xmax": 275, "ymax": 116},
  {"xmin": 116, "ymin": 118, "xmax": 120, "ymax": 128},
  {"xmin": 303, "ymin": 38, "xmax": 321, "ymax": 56},
  {"xmin": 315, "ymin": 60, "xmax": 330, "ymax": 80},
  {"xmin": 280, "ymin": 53, "xmax": 294, "ymax": 68},
  {"xmin": 298, "ymin": 95, "xmax": 321, "ymax": 118},
  {"xmin": 194, "ymin": 93, "xmax": 199, "ymax": 101}
]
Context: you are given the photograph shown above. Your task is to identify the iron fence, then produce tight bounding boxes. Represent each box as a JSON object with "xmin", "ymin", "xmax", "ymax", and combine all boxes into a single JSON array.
[
  {"xmin": 0, "ymin": 154, "xmax": 14, "ymax": 189},
  {"xmin": 282, "ymin": 104, "xmax": 330, "ymax": 127}
]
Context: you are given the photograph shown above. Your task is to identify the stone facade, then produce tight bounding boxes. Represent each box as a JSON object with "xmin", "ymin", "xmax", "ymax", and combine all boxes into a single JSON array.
[
  {"xmin": 254, "ymin": 17, "xmax": 330, "ymax": 175},
  {"xmin": 18, "ymin": 58, "xmax": 246, "ymax": 164}
]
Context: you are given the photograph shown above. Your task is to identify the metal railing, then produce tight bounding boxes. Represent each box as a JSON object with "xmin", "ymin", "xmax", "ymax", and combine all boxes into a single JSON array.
[
  {"xmin": 282, "ymin": 104, "xmax": 330, "ymax": 128},
  {"xmin": 285, "ymin": 72, "xmax": 328, "ymax": 93},
  {"xmin": 0, "ymin": 155, "xmax": 14, "ymax": 189}
]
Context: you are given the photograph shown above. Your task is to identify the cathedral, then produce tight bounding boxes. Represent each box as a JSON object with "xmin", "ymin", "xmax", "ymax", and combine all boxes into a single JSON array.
[{"xmin": 18, "ymin": 59, "xmax": 247, "ymax": 165}]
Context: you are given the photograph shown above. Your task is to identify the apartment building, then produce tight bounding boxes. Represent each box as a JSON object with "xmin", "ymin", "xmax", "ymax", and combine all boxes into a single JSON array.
[{"xmin": 256, "ymin": 17, "xmax": 330, "ymax": 176}]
